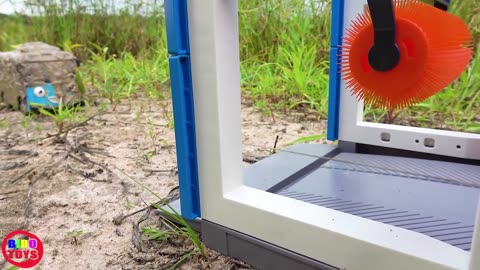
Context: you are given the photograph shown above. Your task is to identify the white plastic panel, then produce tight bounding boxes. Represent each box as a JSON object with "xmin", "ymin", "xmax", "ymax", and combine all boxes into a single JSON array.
[
  {"xmin": 338, "ymin": 0, "xmax": 480, "ymax": 160},
  {"xmin": 470, "ymin": 199, "xmax": 480, "ymax": 270},
  {"xmin": 187, "ymin": 0, "xmax": 472, "ymax": 269}
]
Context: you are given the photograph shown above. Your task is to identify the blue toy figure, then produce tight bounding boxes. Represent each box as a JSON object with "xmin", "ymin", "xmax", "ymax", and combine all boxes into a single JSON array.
[
  {"xmin": 25, "ymin": 83, "xmax": 60, "ymax": 112},
  {"xmin": 0, "ymin": 42, "xmax": 81, "ymax": 113}
]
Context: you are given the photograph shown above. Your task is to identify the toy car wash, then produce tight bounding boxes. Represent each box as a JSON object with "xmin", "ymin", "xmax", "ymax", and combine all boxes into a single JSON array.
[{"xmin": 0, "ymin": 42, "xmax": 83, "ymax": 112}]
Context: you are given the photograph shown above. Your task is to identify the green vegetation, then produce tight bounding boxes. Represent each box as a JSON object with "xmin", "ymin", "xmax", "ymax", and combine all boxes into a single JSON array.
[
  {"xmin": 0, "ymin": 1, "xmax": 166, "ymax": 61},
  {"xmin": 238, "ymin": 0, "xmax": 332, "ymax": 117},
  {"xmin": 83, "ymin": 43, "xmax": 170, "ymax": 109},
  {"xmin": 1, "ymin": 0, "xmax": 479, "ymax": 131},
  {"xmin": 117, "ymin": 168, "xmax": 206, "ymax": 268},
  {"xmin": 65, "ymin": 229, "xmax": 85, "ymax": 245},
  {"xmin": 36, "ymin": 99, "xmax": 84, "ymax": 137}
]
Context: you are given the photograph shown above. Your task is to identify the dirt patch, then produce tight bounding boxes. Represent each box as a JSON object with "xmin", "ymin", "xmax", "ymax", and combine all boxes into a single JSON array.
[{"xmin": 0, "ymin": 97, "xmax": 327, "ymax": 270}]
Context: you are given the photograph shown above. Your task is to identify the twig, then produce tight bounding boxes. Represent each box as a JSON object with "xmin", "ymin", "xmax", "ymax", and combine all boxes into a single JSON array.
[
  {"xmin": 0, "ymin": 161, "xmax": 28, "ymax": 171},
  {"xmin": 384, "ymin": 109, "xmax": 404, "ymax": 124},
  {"xmin": 144, "ymin": 169, "xmax": 172, "ymax": 173},
  {"xmin": 113, "ymin": 186, "xmax": 180, "ymax": 226},
  {"xmin": 0, "ymin": 189, "xmax": 27, "ymax": 196},
  {"xmin": 68, "ymin": 153, "xmax": 87, "ymax": 164},
  {"xmin": 157, "ymin": 249, "xmax": 191, "ymax": 257},
  {"xmin": 80, "ymin": 153, "xmax": 112, "ymax": 173},
  {"xmin": 0, "ymin": 149, "xmax": 38, "ymax": 156},
  {"xmin": 10, "ymin": 166, "xmax": 37, "ymax": 183},
  {"xmin": 66, "ymin": 164, "xmax": 112, "ymax": 183},
  {"xmin": 131, "ymin": 204, "xmax": 155, "ymax": 253},
  {"xmin": 228, "ymin": 258, "xmax": 253, "ymax": 269},
  {"xmin": 272, "ymin": 135, "xmax": 279, "ymax": 154},
  {"xmin": 131, "ymin": 221, "xmax": 144, "ymax": 252},
  {"xmin": 113, "ymin": 207, "xmax": 151, "ymax": 226},
  {"xmin": 144, "ymin": 168, "xmax": 178, "ymax": 177},
  {"xmin": 83, "ymin": 148, "xmax": 116, "ymax": 158}
]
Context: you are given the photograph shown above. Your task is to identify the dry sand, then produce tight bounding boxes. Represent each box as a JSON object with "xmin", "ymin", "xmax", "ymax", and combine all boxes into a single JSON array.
[{"xmin": 0, "ymin": 98, "xmax": 327, "ymax": 270}]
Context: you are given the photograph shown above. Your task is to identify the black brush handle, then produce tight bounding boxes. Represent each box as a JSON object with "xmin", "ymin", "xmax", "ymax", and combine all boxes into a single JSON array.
[
  {"xmin": 434, "ymin": 0, "xmax": 449, "ymax": 11},
  {"xmin": 367, "ymin": 0, "xmax": 400, "ymax": 72}
]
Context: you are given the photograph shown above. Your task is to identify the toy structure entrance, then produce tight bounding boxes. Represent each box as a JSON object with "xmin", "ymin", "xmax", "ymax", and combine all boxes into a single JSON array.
[{"xmin": 164, "ymin": 0, "xmax": 480, "ymax": 269}]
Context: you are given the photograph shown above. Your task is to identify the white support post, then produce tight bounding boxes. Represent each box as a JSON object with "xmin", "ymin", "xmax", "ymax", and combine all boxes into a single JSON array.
[
  {"xmin": 186, "ymin": 0, "xmax": 474, "ymax": 269},
  {"xmin": 187, "ymin": 0, "xmax": 244, "ymax": 218},
  {"xmin": 469, "ymin": 198, "xmax": 480, "ymax": 270}
]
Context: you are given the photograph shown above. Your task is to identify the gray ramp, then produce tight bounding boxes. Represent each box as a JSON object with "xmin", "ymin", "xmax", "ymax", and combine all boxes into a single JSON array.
[
  {"xmin": 161, "ymin": 143, "xmax": 480, "ymax": 270},
  {"xmin": 275, "ymin": 152, "xmax": 480, "ymax": 251}
]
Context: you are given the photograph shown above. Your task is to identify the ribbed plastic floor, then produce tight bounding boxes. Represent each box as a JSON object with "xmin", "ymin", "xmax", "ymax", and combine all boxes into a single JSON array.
[{"xmin": 276, "ymin": 153, "xmax": 480, "ymax": 251}]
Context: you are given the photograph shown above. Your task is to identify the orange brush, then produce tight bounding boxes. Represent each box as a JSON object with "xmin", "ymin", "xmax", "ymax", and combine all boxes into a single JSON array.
[{"xmin": 339, "ymin": 0, "xmax": 474, "ymax": 109}]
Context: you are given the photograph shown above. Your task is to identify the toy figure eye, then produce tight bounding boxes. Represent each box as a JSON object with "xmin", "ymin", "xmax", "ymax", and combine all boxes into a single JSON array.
[{"xmin": 33, "ymin": 86, "xmax": 47, "ymax": 97}]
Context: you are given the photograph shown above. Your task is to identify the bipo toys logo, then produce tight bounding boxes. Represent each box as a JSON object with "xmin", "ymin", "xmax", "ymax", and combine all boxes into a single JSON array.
[{"xmin": 1, "ymin": 230, "xmax": 44, "ymax": 268}]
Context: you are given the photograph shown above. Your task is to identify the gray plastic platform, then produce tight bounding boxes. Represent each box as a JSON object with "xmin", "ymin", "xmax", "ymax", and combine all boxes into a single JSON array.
[
  {"xmin": 161, "ymin": 143, "xmax": 480, "ymax": 269},
  {"xmin": 273, "ymin": 151, "xmax": 480, "ymax": 251}
]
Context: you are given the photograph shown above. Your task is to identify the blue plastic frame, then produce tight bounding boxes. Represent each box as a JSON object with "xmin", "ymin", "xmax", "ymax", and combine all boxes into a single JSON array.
[
  {"xmin": 165, "ymin": 0, "xmax": 201, "ymax": 220},
  {"xmin": 326, "ymin": 0, "xmax": 345, "ymax": 141},
  {"xmin": 165, "ymin": 0, "xmax": 190, "ymax": 55},
  {"xmin": 164, "ymin": 0, "xmax": 346, "ymax": 218}
]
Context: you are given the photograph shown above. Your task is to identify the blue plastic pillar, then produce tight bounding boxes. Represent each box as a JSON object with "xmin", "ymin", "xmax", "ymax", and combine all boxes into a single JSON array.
[
  {"xmin": 164, "ymin": 0, "xmax": 201, "ymax": 220},
  {"xmin": 326, "ymin": 0, "xmax": 345, "ymax": 141}
]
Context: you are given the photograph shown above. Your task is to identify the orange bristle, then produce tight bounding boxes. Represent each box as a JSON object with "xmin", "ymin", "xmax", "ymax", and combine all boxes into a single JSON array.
[{"xmin": 339, "ymin": 0, "xmax": 474, "ymax": 110}]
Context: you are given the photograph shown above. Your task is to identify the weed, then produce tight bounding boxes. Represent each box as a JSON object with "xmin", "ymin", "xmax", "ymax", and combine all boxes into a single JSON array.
[
  {"xmin": 76, "ymin": 71, "xmax": 87, "ymax": 97},
  {"xmin": 82, "ymin": 45, "xmax": 170, "ymax": 111},
  {"xmin": 65, "ymin": 230, "xmax": 84, "ymax": 245},
  {"xmin": 142, "ymin": 224, "xmax": 199, "ymax": 269},
  {"xmin": 102, "ymin": 77, "xmax": 124, "ymax": 111},
  {"xmin": 1, "ymin": 0, "xmax": 168, "ymax": 61},
  {"xmin": 144, "ymin": 150, "xmax": 154, "ymax": 164},
  {"xmin": 115, "ymin": 168, "xmax": 206, "ymax": 260},
  {"xmin": 0, "ymin": 120, "xmax": 9, "ymax": 129},
  {"xmin": 167, "ymin": 112, "xmax": 175, "ymax": 130},
  {"xmin": 20, "ymin": 115, "xmax": 33, "ymax": 140},
  {"xmin": 124, "ymin": 199, "xmax": 135, "ymax": 210},
  {"xmin": 34, "ymin": 125, "xmax": 43, "ymax": 132},
  {"xmin": 287, "ymin": 134, "xmax": 326, "ymax": 146},
  {"xmin": 159, "ymin": 139, "xmax": 172, "ymax": 154},
  {"xmin": 146, "ymin": 117, "xmax": 157, "ymax": 152},
  {"xmin": 36, "ymin": 99, "xmax": 81, "ymax": 138}
]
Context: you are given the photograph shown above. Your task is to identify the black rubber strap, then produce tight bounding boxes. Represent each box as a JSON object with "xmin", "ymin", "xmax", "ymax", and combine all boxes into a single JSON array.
[
  {"xmin": 367, "ymin": 0, "xmax": 400, "ymax": 72},
  {"xmin": 434, "ymin": 0, "xmax": 449, "ymax": 11}
]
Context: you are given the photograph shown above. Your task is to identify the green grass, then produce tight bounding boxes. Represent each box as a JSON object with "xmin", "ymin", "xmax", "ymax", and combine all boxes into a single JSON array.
[
  {"xmin": 239, "ymin": 0, "xmax": 332, "ymax": 116},
  {"xmin": 33, "ymin": 97, "xmax": 91, "ymax": 142},
  {"xmin": 0, "ymin": 0, "xmax": 479, "ymax": 130},
  {"xmin": 116, "ymin": 168, "xmax": 206, "ymax": 268},
  {"xmin": 80, "ymin": 43, "xmax": 170, "ymax": 109},
  {"xmin": 0, "ymin": 0, "xmax": 167, "ymax": 61}
]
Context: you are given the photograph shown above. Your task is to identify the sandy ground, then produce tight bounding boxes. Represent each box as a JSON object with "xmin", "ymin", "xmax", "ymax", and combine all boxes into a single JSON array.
[{"xmin": 0, "ymin": 97, "xmax": 327, "ymax": 270}]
